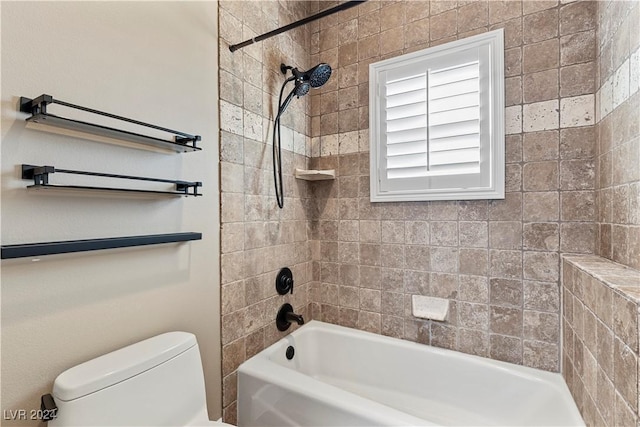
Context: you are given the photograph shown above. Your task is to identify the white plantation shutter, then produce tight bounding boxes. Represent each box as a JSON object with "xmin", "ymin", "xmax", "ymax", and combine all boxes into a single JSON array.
[
  {"xmin": 385, "ymin": 73, "xmax": 428, "ymax": 180},
  {"xmin": 428, "ymin": 61, "xmax": 481, "ymax": 175},
  {"xmin": 370, "ymin": 29, "xmax": 505, "ymax": 202}
]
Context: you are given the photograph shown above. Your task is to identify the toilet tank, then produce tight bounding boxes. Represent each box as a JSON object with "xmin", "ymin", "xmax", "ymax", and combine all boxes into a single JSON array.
[{"xmin": 49, "ymin": 332, "xmax": 210, "ymax": 427}]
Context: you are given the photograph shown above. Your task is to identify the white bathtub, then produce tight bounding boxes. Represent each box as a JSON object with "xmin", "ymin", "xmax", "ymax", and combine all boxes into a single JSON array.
[{"xmin": 237, "ymin": 321, "xmax": 583, "ymax": 427}]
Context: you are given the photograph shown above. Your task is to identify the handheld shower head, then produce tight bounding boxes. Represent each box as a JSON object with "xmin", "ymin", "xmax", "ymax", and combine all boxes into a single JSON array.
[
  {"xmin": 273, "ymin": 62, "xmax": 333, "ymax": 209},
  {"xmin": 307, "ymin": 63, "xmax": 332, "ymax": 88},
  {"xmin": 281, "ymin": 62, "xmax": 333, "ymax": 96},
  {"xmin": 294, "ymin": 81, "xmax": 310, "ymax": 98}
]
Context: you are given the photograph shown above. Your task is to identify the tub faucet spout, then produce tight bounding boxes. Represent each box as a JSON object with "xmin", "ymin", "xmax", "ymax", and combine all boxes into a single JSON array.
[
  {"xmin": 286, "ymin": 312, "xmax": 305, "ymax": 325},
  {"xmin": 276, "ymin": 303, "xmax": 304, "ymax": 331}
]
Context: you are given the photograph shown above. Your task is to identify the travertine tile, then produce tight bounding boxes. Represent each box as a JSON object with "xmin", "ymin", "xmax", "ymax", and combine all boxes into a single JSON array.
[
  {"xmin": 489, "ymin": 221, "xmax": 523, "ymax": 250},
  {"xmin": 561, "ymin": 191, "xmax": 596, "ymax": 221},
  {"xmin": 613, "ymin": 338, "xmax": 638, "ymax": 411},
  {"xmin": 523, "ymin": 8, "xmax": 558, "ymax": 44},
  {"xmin": 405, "ymin": 221, "xmax": 430, "ymax": 244},
  {"xmin": 523, "ymin": 340, "xmax": 559, "ymax": 371},
  {"xmin": 524, "ymin": 280, "xmax": 559, "ymax": 313},
  {"xmin": 489, "ymin": 1, "xmax": 522, "ymax": 25},
  {"xmin": 405, "ymin": 17, "xmax": 429, "ymax": 48},
  {"xmin": 523, "ymin": 161, "xmax": 559, "ymax": 191},
  {"xmin": 490, "ymin": 278, "xmax": 523, "ymax": 308},
  {"xmin": 560, "ymin": 126, "xmax": 595, "ymax": 159},
  {"xmin": 560, "ymin": 62, "xmax": 596, "ymax": 97},
  {"xmin": 430, "ymin": 0, "xmax": 457, "ymax": 17},
  {"xmin": 380, "ymin": 2, "xmax": 405, "ymax": 31},
  {"xmin": 430, "ymin": 221, "xmax": 458, "ymax": 246},
  {"xmin": 459, "ymin": 221, "xmax": 489, "ymax": 247},
  {"xmin": 559, "ymin": 1, "xmax": 596, "ymax": 36},
  {"xmin": 523, "ymin": 251, "xmax": 559, "ymax": 282},
  {"xmin": 522, "ymin": 0, "xmax": 557, "ymax": 16},
  {"xmin": 524, "ymin": 310, "xmax": 559, "ymax": 343},
  {"xmin": 457, "ymin": 1, "xmax": 488, "ymax": 31},
  {"xmin": 430, "ymin": 9, "xmax": 457, "ymax": 41},
  {"xmin": 523, "ymin": 70, "xmax": 559, "ymax": 103},
  {"xmin": 612, "ymin": 59, "xmax": 630, "ymax": 110},
  {"xmin": 560, "ymin": 222, "xmax": 597, "ymax": 253},
  {"xmin": 490, "ymin": 334, "xmax": 523, "ymax": 364},
  {"xmin": 560, "ymin": 159, "xmax": 595, "ymax": 190},
  {"xmin": 523, "ymin": 100, "xmax": 560, "ymax": 132},
  {"xmin": 505, "ymin": 105, "xmax": 523, "ymax": 134},
  {"xmin": 358, "ymin": 311, "xmax": 382, "ymax": 333},
  {"xmin": 459, "ymin": 248, "xmax": 489, "ymax": 276},
  {"xmin": 490, "ymin": 305, "xmax": 523, "ymax": 336},
  {"xmin": 505, "ymin": 47, "xmax": 523, "ymax": 77},
  {"xmin": 459, "ymin": 275, "xmax": 489, "ymax": 303},
  {"xmin": 430, "ymin": 247, "xmax": 458, "ymax": 273},
  {"xmin": 458, "ymin": 328, "xmax": 489, "ymax": 357},
  {"xmin": 560, "ymin": 95, "xmax": 595, "ymax": 128},
  {"xmin": 490, "ymin": 250, "xmax": 523, "ymax": 279},
  {"xmin": 523, "ymin": 223, "xmax": 559, "ymax": 251},
  {"xmin": 523, "ymin": 39, "xmax": 559, "ymax": 73},
  {"xmin": 380, "ymin": 27, "xmax": 405, "ymax": 55},
  {"xmin": 457, "ymin": 302, "xmax": 489, "ymax": 329},
  {"xmin": 523, "ymin": 130, "xmax": 559, "ymax": 161},
  {"xmin": 523, "ymin": 191, "xmax": 560, "ymax": 222},
  {"xmin": 560, "ymin": 30, "xmax": 596, "ymax": 66}
]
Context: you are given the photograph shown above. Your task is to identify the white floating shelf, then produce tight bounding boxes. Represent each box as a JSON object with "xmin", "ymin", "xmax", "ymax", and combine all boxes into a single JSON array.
[{"xmin": 294, "ymin": 168, "xmax": 336, "ymax": 181}]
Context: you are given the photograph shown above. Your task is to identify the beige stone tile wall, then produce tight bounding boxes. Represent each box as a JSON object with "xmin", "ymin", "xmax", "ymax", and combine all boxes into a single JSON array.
[
  {"xmin": 218, "ymin": 0, "xmax": 639, "ymax": 423},
  {"xmin": 218, "ymin": 1, "xmax": 315, "ymax": 422},
  {"xmin": 562, "ymin": 255, "xmax": 640, "ymax": 426},
  {"xmin": 307, "ymin": 0, "xmax": 601, "ymax": 372},
  {"xmin": 595, "ymin": 0, "xmax": 640, "ymax": 270},
  {"xmin": 559, "ymin": 3, "xmax": 640, "ymax": 426}
]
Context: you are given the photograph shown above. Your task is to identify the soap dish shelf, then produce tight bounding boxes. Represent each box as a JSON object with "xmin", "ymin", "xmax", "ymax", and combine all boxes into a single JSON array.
[
  {"xmin": 294, "ymin": 168, "xmax": 335, "ymax": 181},
  {"xmin": 19, "ymin": 94, "xmax": 201, "ymax": 153}
]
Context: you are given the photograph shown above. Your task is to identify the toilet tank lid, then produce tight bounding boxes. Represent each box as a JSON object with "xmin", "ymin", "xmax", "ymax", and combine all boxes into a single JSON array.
[{"xmin": 53, "ymin": 332, "xmax": 197, "ymax": 402}]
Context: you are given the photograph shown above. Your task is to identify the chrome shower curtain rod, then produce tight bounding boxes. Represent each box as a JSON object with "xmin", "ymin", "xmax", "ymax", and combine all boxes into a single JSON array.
[{"xmin": 228, "ymin": 0, "xmax": 368, "ymax": 52}]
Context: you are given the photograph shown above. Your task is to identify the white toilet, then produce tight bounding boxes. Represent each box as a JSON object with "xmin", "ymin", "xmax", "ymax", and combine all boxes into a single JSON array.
[{"xmin": 48, "ymin": 332, "xmax": 234, "ymax": 426}]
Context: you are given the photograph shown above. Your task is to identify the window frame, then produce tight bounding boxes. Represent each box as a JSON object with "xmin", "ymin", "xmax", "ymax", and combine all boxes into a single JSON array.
[{"xmin": 369, "ymin": 29, "xmax": 505, "ymax": 202}]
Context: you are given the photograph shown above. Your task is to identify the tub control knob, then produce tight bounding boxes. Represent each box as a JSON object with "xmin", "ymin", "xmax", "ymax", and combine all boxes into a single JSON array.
[
  {"xmin": 276, "ymin": 267, "xmax": 294, "ymax": 295},
  {"xmin": 276, "ymin": 303, "xmax": 304, "ymax": 331}
]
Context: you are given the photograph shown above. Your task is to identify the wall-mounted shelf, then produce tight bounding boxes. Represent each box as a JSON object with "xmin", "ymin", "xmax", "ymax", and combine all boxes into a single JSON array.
[
  {"xmin": 294, "ymin": 168, "xmax": 336, "ymax": 181},
  {"xmin": 1, "ymin": 232, "xmax": 202, "ymax": 259},
  {"xmin": 20, "ymin": 95, "xmax": 201, "ymax": 153},
  {"xmin": 22, "ymin": 164, "xmax": 202, "ymax": 197}
]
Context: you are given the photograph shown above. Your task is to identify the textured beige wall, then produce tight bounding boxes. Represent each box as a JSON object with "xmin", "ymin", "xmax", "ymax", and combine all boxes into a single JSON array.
[
  {"xmin": 308, "ymin": 0, "xmax": 600, "ymax": 372},
  {"xmin": 595, "ymin": 0, "xmax": 640, "ymax": 270},
  {"xmin": 1, "ymin": 2, "xmax": 221, "ymax": 424},
  {"xmin": 218, "ymin": 1, "xmax": 314, "ymax": 423}
]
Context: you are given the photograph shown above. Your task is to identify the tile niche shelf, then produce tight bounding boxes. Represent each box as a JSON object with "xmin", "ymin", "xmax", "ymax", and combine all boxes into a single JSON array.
[
  {"xmin": 294, "ymin": 168, "xmax": 336, "ymax": 181},
  {"xmin": 19, "ymin": 94, "xmax": 202, "ymax": 153}
]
